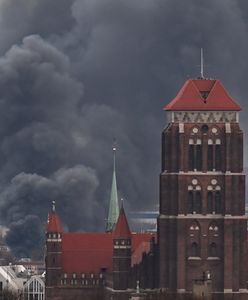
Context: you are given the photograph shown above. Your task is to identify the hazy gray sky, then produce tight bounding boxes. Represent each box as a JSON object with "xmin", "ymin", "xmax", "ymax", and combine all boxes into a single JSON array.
[{"xmin": 0, "ymin": 0, "xmax": 247, "ymax": 257}]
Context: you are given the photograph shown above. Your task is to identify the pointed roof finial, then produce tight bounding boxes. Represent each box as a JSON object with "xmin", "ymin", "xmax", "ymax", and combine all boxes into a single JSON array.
[
  {"xmin": 200, "ymin": 48, "xmax": 204, "ymax": 79},
  {"xmin": 52, "ymin": 200, "xmax": 56, "ymax": 213},
  {"xmin": 106, "ymin": 140, "xmax": 120, "ymax": 232}
]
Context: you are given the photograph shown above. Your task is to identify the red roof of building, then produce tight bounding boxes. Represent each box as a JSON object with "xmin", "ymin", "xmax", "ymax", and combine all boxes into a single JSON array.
[
  {"xmin": 47, "ymin": 212, "xmax": 63, "ymax": 233},
  {"xmin": 113, "ymin": 206, "xmax": 131, "ymax": 239},
  {"xmin": 165, "ymin": 79, "xmax": 241, "ymax": 111},
  {"xmin": 62, "ymin": 233, "xmax": 113, "ymax": 274},
  {"xmin": 132, "ymin": 241, "xmax": 151, "ymax": 266},
  {"xmin": 61, "ymin": 232, "xmax": 155, "ymax": 274}
]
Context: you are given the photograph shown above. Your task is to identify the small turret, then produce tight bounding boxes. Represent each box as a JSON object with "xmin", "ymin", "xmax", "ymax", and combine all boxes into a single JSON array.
[
  {"xmin": 112, "ymin": 202, "xmax": 131, "ymax": 290},
  {"xmin": 45, "ymin": 201, "xmax": 63, "ymax": 289}
]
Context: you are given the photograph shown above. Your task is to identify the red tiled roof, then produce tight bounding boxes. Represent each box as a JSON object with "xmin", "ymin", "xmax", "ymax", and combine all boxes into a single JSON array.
[
  {"xmin": 131, "ymin": 232, "xmax": 156, "ymax": 266},
  {"xmin": 165, "ymin": 79, "xmax": 241, "ymax": 111},
  {"xmin": 62, "ymin": 233, "xmax": 113, "ymax": 274},
  {"xmin": 113, "ymin": 206, "xmax": 131, "ymax": 239},
  {"xmin": 61, "ymin": 232, "xmax": 156, "ymax": 274},
  {"xmin": 132, "ymin": 241, "xmax": 151, "ymax": 266},
  {"xmin": 47, "ymin": 212, "xmax": 63, "ymax": 233}
]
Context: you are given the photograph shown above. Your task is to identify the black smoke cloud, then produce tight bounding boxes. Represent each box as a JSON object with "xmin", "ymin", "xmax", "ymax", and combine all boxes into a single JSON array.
[{"xmin": 0, "ymin": 0, "xmax": 247, "ymax": 257}]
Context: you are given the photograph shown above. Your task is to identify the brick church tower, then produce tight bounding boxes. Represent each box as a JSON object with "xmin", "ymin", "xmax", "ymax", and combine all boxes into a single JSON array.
[
  {"xmin": 45, "ymin": 201, "xmax": 63, "ymax": 296},
  {"xmin": 158, "ymin": 78, "xmax": 248, "ymax": 293},
  {"xmin": 112, "ymin": 203, "xmax": 132, "ymax": 290}
]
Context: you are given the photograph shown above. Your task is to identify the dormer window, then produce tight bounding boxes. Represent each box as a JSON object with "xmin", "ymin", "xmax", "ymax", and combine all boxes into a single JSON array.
[{"xmin": 201, "ymin": 91, "xmax": 209, "ymax": 101}]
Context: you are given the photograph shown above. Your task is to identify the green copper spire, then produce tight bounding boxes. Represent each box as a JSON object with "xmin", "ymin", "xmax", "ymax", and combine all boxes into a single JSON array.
[{"xmin": 106, "ymin": 144, "xmax": 120, "ymax": 232}]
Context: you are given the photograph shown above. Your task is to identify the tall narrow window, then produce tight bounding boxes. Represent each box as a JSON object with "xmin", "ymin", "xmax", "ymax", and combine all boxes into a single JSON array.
[
  {"xmin": 207, "ymin": 192, "xmax": 213, "ymax": 214},
  {"xmin": 215, "ymin": 192, "xmax": 221, "ymax": 214},
  {"xmin": 196, "ymin": 145, "xmax": 202, "ymax": 171},
  {"xmin": 191, "ymin": 242, "xmax": 199, "ymax": 257},
  {"xmin": 195, "ymin": 191, "xmax": 202, "ymax": 214},
  {"xmin": 208, "ymin": 145, "xmax": 214, "ymax": 170},
  {"xmin": 209, "ymin": 242, "xmax": 217, "ymax": 257},
  {"xmin": 188, "ymin": 191, "xmax": 194, "ymax": 214},
  {"xmin": 188, "ymin": 145, "xmax": 194, "ymax": 171},
  {"xmin": 215, "ymin": 145, "xmax": 221, "ymax": 171}
]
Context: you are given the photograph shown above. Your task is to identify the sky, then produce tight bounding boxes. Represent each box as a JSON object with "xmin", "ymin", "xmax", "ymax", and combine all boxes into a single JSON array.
[{"xmin": 0, "ymin": 0, "xmax": 247, "ymax": 258}]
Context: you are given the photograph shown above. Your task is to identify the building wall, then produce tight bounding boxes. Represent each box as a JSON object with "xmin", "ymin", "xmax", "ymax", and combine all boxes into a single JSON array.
[{"xmin": 159, "ymin": 119, "xmax": 248, "ymax": 293}]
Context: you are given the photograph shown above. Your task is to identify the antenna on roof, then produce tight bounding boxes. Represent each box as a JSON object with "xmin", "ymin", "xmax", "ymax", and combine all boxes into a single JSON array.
[{"xmin": 200, "ymin": 48, "xmax": 204, "ymax": 79}]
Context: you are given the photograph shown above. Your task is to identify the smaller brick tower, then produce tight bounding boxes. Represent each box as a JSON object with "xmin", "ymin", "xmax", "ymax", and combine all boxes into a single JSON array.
[
  {"xmin": 112, "ymin": 203, "xmax": 132, "ymax": 290},
  {"xmin": 45, "ymin": 201, "xmax": 63, "ymax": 298}
]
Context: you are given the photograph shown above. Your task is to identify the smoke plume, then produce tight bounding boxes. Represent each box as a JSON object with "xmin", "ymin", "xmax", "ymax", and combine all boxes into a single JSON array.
[{"xmin": 0, "ymin": 0, "xmax": 247, "ymax": 257}]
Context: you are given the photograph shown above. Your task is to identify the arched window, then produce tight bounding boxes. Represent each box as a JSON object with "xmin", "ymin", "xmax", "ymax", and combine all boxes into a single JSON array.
[
  {"xmin": 188, "ymin": 191, "xmax": 194, "ymax": 214},
  {"xmin": 188, "ymin": 144, "xmax": 194, "ymax": 171},
  {"xmin": 215, "ymin": 144, "xmax": 221, "ymax": 171},
  {"xmin": 191, "ymin": 242, "xmax": 199, "ymax": 257},
  {"xmin": 207, "ymin": 192, "xmax": 213, "ymax": 214},
  {"xmin": 195, "ymin": 191, "xmax": 202, "ymax": 214},
  {"xmin": 215, "ymin": 192, "xmax": 221, "ymax": 214},
  {"xmin": 196, "ymin": 144, "xmax": 202, "ymax": 171},
  {"xmin": 188, "ymin": 140, "xmax": 203, "ymax": 171},
  {"xmin": 208, "ymin": 142, "xmax": 214, "ymax": 171},
  {"xmin": 209, "ymin": 242, "xmax": 218, "ymax": 257}
]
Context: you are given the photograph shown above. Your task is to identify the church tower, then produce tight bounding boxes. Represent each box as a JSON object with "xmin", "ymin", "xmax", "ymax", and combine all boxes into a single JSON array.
[
  {"xmin": 158, "ymin": 78, "xmax": 248, "ymax": 293},
  {"xmin": 45, "ymin": 201, "xmax": 63, "ymax": 293},
  {"xmin": 112, "ymin": 203, "xmax": 132, "ymax": 290}
]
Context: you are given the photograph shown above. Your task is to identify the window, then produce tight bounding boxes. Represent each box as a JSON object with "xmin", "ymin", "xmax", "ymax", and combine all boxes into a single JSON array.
[
  {"xmin": 188, "ymin": 192, "xmax": 194, "ymax": 214},
  {"xmin": 188, "ymin": 142, "xmax": 202, "ymax": 171},
  {"xmin": 196, "ymin": 144, "xmax": 202, "ymax": 170},
  {"xmin": 207, "ymin": 192, "xmax": 213, "ymax": 214},
  {"xmin": 215, "ymin": 192, "xmax": 221, "ymax": 214},
  {"xmin": 215, "ymin": 145, "xmax": 221, "ymax": 171},
  {"xmin": 188, "ymin": 145, "xmax": 194, "ymax": 171},
  {"xmin": 191, "ymin": 242, "xmax": 199, "ymax": 257},
  {"xmin": 195, "ymin": 191, "xmax": 202, "ymax": 214},
  {"xmin": 209, "ymin": 242, "xmax": 218, "ymax": 257},
  {"xmin": 187, "ymin": 186, "xmax": 202, "ymax": 214},
  {"xmin": 208, "ymin": 144, "xmax": 214, "ymax": 170},
  {"xmin": 187, "ymin": 189, "xmax": 202, "ymax": 214},
  {"xmin": 201, "ymin": 124, "xmax": 209, "ymax": 133},
  {"xmin": 207, "ymin": 139, "xmax": 221, "ymax": 171}
]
